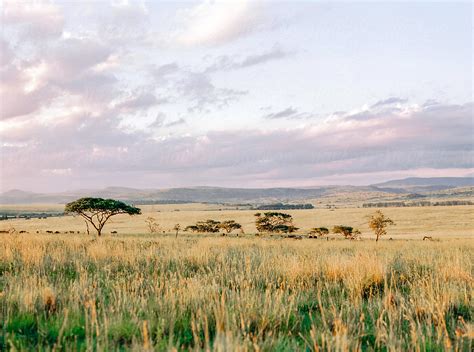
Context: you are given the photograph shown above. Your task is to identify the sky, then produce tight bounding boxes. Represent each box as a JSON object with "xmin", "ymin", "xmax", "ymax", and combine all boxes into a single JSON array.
[{"xmin": 0, "ymin": 0, "xmax": 473, "ymax": 192}]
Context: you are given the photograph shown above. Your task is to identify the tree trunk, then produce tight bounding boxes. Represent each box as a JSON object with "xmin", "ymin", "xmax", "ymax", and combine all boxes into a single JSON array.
[
  {"xmin": 85, "ymin": 220, "xmax": 90, "ymax": 235},
  {"xmin": 175, "ymin": 230, "xmax": 178, "ymax": 238}
]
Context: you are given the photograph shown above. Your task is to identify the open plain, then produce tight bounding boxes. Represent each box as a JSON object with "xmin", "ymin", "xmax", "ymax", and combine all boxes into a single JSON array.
[
  {"xmin": 0, "ymin": 204, "xmax": 473, "ymax": 350},
  {"xmin": 1, "ymin": 204, "xmax": 473, "ymax": 239}
]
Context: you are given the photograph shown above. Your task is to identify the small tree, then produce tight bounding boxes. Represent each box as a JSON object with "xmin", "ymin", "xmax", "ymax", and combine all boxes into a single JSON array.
[
  {"xmin": 185, "ymin": 225, "xmax": 199, "ymax": 233},
  {"xmin": 173, "ymin": 224, "xmax": 181, "ymax": 238},
  {"xmin": 196, "ymin": 220, "xmax": 221, "ymax": 233},
  {"xmin": 255, "ymin": 212, "xmax": 298, "ymax": 234},
  {"xmin": 332, "ymin": 225, "xmax": 356, "ymax": 239},
  {"xmin": 273, "ymin": 224, "xmax": 298, "ymax": 233},
  {"xmin": 145, "ymin": 216, "xmax": 160, "ymax": 233},
  {"xmin": 65, "ymin": 198, "xmax": 141, "ymax": 236},
  {"xmin": 219, "ymin": 220, "xmax": 242, "ymax": 235},
  {"xmin": 309, "ymin": 227, "xmax": 329, "ymax": 238},
  {"xmin": 369, "ymin": 210, "xmax": 395, "ymax": 242}
]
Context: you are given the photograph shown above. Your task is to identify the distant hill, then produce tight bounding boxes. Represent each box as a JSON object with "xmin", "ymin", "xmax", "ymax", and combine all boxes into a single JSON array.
[
  {"xmin": 373, "ymin": 177, "xmax": 474, "ymax": 188},
  {"xmin": 0, "ymin": 187, "xmax": 332, "ymax": 204},
  {"xmin": 1, "ymin": 177, "xmax": 472, "ymax": 204}
]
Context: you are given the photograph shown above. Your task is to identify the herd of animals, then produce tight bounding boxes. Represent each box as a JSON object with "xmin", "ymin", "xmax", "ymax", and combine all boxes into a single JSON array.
[
  {"xmin": 0, "ymin": 227, "xmax": 437, "ymax": 241},
  {"xmin": 0, "ymin": 229, "xmax": 118, "ymax": 234}
]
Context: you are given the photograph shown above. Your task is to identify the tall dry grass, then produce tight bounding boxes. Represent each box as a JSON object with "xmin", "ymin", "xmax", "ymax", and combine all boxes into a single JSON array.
[{"xmin": 0, "ymin": 233, "xmax": 472, "ymax": 351}]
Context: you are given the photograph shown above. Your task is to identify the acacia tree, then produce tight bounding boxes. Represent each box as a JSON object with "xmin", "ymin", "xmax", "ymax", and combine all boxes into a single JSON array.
[
  {"xmin": 185, "ymin": 220, "xmax": 221, "ymax": 233},
  {"xmin": 332, "ymin": 225, "xmax": 358, "ymax": 239},
  {"xmin": 254, "ymin": 212, "xmax": 298, "ymax": 234},
  {"xmin": 309, "ymin": 227, "xmax": 329, "ymax": 238},
  {"xmin": 219, "ymin": 220, "xmax": 242, "ymax": 235},
  {"xmin": 369, "ymin": 210, "xmax": 395, "ymax": 242},
  {"xmin": 173, "ymin": 223, "xmax": 181, "ymax": 238},
  {"xmin": 145, "ymin": 217, "xmax": 160, "ymax": 233},
  {"xmin": 196, "ymin": 220, "xmax": 221, "ymax": 233},
  {"xmin": 65, "ymin": 198, "xmax": 141, "ymax": 236},
  {"xmin": 185, "ymin": 225, "xmax": 199, "ymax": 233}
]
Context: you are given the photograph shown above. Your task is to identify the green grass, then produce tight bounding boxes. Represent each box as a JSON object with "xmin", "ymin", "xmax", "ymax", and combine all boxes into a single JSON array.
[{"xmin": 0, "ymin": 234, "xmax": 472, "ymax": 351}]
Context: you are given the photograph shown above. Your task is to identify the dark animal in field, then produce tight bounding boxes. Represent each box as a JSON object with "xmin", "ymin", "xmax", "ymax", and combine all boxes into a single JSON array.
[
  {"xmin": 423, "ymin": 236, "xmax": 433, "ymax": 241},
  {"xmin": 77, "ymin": 231, "xmax": 80, "ymax": 234},
  {"xmin": 69, "ymin": 231, "xmax": 75, "ymax": 234},
  {"xmin": 54, "ymin": 231, "xmax": 60, "ymax": 234},
  {"xmin": 0, "ymin": 230, "xmax": 8, "ymax": 233},
  {"xmin": 389, "ymin": 238, "xmax": 393, "ymax": 240},
  {"xmin": 111, "ymin": 230, "xmax": 118, "ymax": 234},
  {"xmin": 36, "ymin": 231, "xmax": 40, "ymax": 233},
  {"xmin": 46, "ymin": 230, "xmax": 53, "ymax": 233},
  {"xmin": 19, "ymin": 230, "xmax": 28, "ymax": 233}
]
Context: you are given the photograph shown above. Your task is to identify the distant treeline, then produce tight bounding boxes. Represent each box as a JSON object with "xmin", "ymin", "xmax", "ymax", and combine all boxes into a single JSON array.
[
  {"xmin": 363, "ymin": 200, "xmax": 473, "ymax": 208},
  {"xmin": 133, "ymin": 200, "xmax": 197, "ymax": 205},
  {"xmin": 253, "ymin": 203, "xmax": 314, "ymax": 210}
]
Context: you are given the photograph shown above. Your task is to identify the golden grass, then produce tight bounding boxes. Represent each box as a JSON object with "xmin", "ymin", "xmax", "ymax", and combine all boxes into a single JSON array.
[
  {"xmin": 0, "ymin": 233, "xmax": 472, "ymax": 350},
  {"xmin": 2, "ymin": 204, "xmax": 473, "ymax": 239}
]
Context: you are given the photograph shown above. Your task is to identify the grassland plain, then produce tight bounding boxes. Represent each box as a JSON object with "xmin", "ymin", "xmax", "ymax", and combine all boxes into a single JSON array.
[
  {"xmin": 2, "ymin": 205, "xmax": 474, "ymax": 239},
  {"xmin": 0, "ymin": 233, "xmax": 473, "ymax": 351},
  {"xmin": 0, "ymin": 205, "xmax": 473, "ymax": 350}
]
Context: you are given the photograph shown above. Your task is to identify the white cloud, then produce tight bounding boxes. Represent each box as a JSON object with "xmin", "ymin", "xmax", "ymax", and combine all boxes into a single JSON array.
[
  {"xmin": 2, "ymin": 0, "xmax": 64, "ymax": 40},
  {"xmin": 0, "ymin": 1, "xmax": 471, "ymax": 191},
  {"xmin": 1, "ymin": 100, "xmax": 472, "ymax": 191},
  {"xmin": 173, "ymin": 0, "xmax": 262, "ymax": 46},
  {"xmin": 22, "ymin": 61, "xmax": 48, "ymax": 93},
  {"xmin": 205, "ymin": 45, "xmax": 292, "ymax": 72},
  {"xmin": 41, "ymin": 168, "xmax": 72, "ymax": 176}
]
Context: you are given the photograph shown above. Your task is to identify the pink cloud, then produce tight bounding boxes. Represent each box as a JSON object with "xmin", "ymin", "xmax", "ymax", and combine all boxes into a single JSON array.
[{"xmin": 1, "ymin": 101, "xmax": 472, "ymax": 191}]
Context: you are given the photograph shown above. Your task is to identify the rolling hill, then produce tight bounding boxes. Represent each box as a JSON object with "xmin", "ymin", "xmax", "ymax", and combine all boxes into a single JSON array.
[{"xmin": 0, "ymin": 177, "xmax": 472, "ymax": 205}]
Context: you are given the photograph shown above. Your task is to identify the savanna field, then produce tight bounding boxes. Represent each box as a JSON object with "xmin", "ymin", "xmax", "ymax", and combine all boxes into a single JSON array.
[{"xmin": 0, "ymin": 206, "xmax": 473, "ymax": 351}]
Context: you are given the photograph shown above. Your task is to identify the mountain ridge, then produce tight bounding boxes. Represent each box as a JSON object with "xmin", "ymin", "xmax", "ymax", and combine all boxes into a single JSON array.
[{"xmin": 1, "ymin": 177, "xmax": 472, "ymax": 204}]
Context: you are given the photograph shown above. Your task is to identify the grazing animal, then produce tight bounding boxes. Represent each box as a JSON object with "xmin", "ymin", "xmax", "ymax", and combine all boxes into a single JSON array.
[
  {"xmin": 0, "ymin": 230, "xmax": 8, "ymax": 234},
  {"xmin": 423, "ymin": 236, "xmax": 433, "ymax": 241},
  {"xmin": 54, "ymin": 231, "xmax": 60, "ymax": 234},
  {"xmin": 69, "ymin": 231, "xmax": 75, "ymax": 234},
  {"xmin": 46, "ymin": 230, "xmax": 53, "ymax": 234},
  {"xmin": 19, "ymin": 230, "xmax": 28, "ymax": 234},
  {"xmin": 111, "ymin": 230, "xmax": 118, "ymax": 234}
]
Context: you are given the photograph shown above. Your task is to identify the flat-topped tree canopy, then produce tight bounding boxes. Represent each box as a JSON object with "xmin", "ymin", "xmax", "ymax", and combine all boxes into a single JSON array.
[
  {"xmin": 254, "ymin": 212, "xmax": 298, "ymax": 234},
  {"xmin": 65, "ymin": 197, "xmax": 141, "ymax": 236}
]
